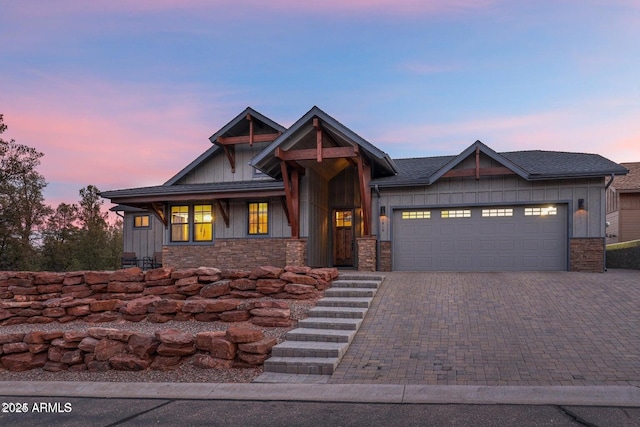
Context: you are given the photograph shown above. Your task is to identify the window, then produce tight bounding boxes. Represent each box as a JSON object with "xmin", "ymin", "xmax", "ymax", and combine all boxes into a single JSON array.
[
  {"xmin": 482, "ymin": 208, "xmax": 513, "ymax": 217},
  {"xmin": 171, "ymin": 206, "xmax": 190, "ymax": 242},
  {"xmin": 402, "ymin": 211, "xmax": 431, "ymax": 219},
  {"xmin": 524, "ymin": 206, "xmax": 557, "ymax": 216},
  {"xmin": 335, "ymin": 210, "xmax": 353, "ymax": 227},
  {"xmin": 133, "ymin": 215, "xmax": 150, "ymax": 228},
  {"xmin": 248, "ymin": 202, "xmax": 269, "ymax": 235},
  {"xmin": 194, "ymin": 204, "xmax": 213, "ymax": 241},
  {"xmin": 441, "ymin": 209, "xmax": 471, "ymax": 218}
]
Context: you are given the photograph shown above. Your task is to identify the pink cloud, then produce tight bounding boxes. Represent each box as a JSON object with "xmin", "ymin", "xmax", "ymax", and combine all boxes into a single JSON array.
[
  {"xmin": 2, "ymin": 75, "xmax": 234, "ymax": 208},
  {"xmin": 374, "ymin": 104, "xmax": 640, "ymax": 163}
]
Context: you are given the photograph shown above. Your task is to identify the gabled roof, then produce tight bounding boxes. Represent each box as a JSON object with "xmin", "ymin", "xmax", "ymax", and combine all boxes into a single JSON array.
[
  {"xmin": 372, "ymin": 141, "xmax": 628, "ymax": 188},
  {"xmin": 208, "ymin": 106, "xmax": 286, "ymax": 144},
  {"xmin": 165, "ymin": 107, "xmax": 286, "ymax": 186},
  {"xmin": 611, "ymin": 162, "xmax": 640, "ymax": 191},
  {"xmin": 250, "ymin": 106, "xmax": 397, "ymax": 179}
]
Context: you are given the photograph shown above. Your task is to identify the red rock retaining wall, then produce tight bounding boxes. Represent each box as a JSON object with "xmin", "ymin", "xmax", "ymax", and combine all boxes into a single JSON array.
[
  {"xmin": 0, "ymin": 326, "xmax": 277, "ymax": 372},
  {"xmin": 0, "ymin": 266, "xmax": 338, "ymax": 327}
]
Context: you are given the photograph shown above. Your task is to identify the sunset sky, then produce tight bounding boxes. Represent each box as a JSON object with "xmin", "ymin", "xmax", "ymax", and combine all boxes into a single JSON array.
[{"xmin": 1, "ymin": 1, "xmax": 639, "ymax": 210}]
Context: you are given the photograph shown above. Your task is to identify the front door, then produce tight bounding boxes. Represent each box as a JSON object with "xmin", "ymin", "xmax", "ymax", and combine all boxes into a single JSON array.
[{"xmin": 333, "ymin": 209, "xmax": 354, "ymax": 266}]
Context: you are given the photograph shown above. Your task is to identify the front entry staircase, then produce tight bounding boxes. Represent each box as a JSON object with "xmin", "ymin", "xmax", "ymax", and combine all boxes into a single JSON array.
[{"xmin": 255, "ymin": 273, "xmax": 384, "ymax": 382}]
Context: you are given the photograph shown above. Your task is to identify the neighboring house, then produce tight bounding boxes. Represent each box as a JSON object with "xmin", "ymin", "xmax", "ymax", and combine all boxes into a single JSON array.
[
  {"xmin": 101, "ymin": 106, "xmax": 628, "ymax": 273},
  {"xmin": 606, "ymin": 162, "xmax": 640, "ymax": 244}
]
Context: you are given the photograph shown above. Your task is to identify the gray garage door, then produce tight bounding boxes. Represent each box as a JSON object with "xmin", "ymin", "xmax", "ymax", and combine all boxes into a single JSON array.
[{"xmin": 393, "ymin": 205, "xmax": 568, "ymax": 271}]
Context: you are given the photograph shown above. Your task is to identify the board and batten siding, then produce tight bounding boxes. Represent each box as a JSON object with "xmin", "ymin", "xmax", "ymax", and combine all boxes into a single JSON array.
[
  {"xmin": 374, "ymin": 176, "xmax": 606, "ymax": 241},
  {"xmin": 123, "ymin": 211, "xmax": 164, "ymax": 260},
  {"xmin": 176, "ymin": 142, "xmax": 272, "ymax": 184},
  {"xmin": 302, "ymin": 168, "xmax": 330, "ymax": 267}
]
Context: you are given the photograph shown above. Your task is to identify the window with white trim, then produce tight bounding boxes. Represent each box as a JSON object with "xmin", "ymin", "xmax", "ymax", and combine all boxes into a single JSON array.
[
  {"xmin": 524, "ymin": 206, "xmax": 557, "ymax": 216},
  {"xmin": 482, "ymin": 208, "xmax": 514, "ymax": 217},
  {"xmin": 441, "ymin": 209, "xmax": 471, "ymax": 218},
  {"xmin": 402, "ymin": 211, "xmax": 431, "ymax": 219}
]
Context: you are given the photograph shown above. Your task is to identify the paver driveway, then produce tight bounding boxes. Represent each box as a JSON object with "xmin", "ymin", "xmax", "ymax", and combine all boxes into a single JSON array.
[{"xmin": 329, "ymin": 270, "xmax": 640, "ymax": 386}]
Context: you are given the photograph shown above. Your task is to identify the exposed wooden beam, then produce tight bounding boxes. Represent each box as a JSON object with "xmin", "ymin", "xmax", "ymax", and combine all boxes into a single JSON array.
[
  {"xmin": 357, "ymin": 154, "xmax": 372, "ymax": 237},
  {"xmin": 150, "ymin": 203, "xmax": 167, "ymax": 227},
  {"xmin": 216, "ymin": 133, "xmax": 281, "ymax": 145},
  {"xmin": 442, "ymin": 167, "xmax": 516, "ymax": 179},
  {"xmin": 215, "ymin": 199, "xmax": 230, "ymax": 228},
  {"xmin": 222, "ymin": 145, "xmax": 236, "ymax": 173},
  {"xmin": 280, "ymin": 161, "xmax": 300, "ymax": 239},
  {"xmin": 275, "ymin": 146, "xmax": 357, "ymax": 162}
]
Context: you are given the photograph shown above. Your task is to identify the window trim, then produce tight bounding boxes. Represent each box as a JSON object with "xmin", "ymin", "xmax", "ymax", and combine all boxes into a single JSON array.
[
  {"xmin": 133, "ymin": 214, "xmax": 151, "ymax": 228},
  {"xmin": 248, "ymin": 201, "xmax": 269, "ymax": 236},
  {"xmin": 169, "ymin": 204, "xmax": 214, "ymax": 243}
]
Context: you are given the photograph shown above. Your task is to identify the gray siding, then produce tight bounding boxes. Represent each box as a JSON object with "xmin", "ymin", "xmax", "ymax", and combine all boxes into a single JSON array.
[
  {"xmin": 176, "ymin": 142, "xmax": 274, "ymax": 184},
  {"xmin": 375, "ymin": 176, "xmax": 606, "ymax": 240},
  {"xmin": 123, "ymin": 211, "xmax": 163, "ymax": 260},
  {"xmin": 304, "ymin": 169, "xmax": 330, "ymax": 267}
]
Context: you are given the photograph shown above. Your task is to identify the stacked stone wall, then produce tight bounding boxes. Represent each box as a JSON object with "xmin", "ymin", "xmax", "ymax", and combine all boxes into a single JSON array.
[
  {"xmin": 570, "ymin": 238, "xmax": 605, "ymax": 272},
  {"xmin": 0, "ymin": 326, "xmax": 276, "ymax": 373},
  {"xmin": 0, "ymin": 266, "xmax": 338, "ymax": 327}
]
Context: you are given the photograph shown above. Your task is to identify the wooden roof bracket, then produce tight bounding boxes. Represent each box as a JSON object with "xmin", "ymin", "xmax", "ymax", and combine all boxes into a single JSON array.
[
  {"xmin": 215, "ymin": 199, "xmax": 230, "ymax": 228},
  {"xmin": 222, "ymin": 144, "xmax": 236, "ymax": 173},
  {"xmin": 150, "ymin": 202, "xmax": 167, "ymax": 227},
  {"xmin": 280, "ymin": 196, "xmax": 291, "ymax": 226}
]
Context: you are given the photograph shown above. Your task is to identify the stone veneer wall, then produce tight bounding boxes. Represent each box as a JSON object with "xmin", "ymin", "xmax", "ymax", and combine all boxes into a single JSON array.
[
  {"xmin": 570, "ymin": 238, "xmax": 605, "ymax": 272},
  {"xmin": 163, "ymin": 238, "xmax": 288, "ymax": 269},
  {"xmin": 356, "ymin": 237, "xmax": 377, "ymax": 272},
  {"xmin": 379, "ymin": 241, "xmax": 392, "ymax": 272}
]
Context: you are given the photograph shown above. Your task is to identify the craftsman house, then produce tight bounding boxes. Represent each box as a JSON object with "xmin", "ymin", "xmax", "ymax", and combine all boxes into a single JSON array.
[
  {"xmin": 606, "ymin": 162, "xmax": 640, "ymax": 244},
  {"xmin": 101, "ymin": 106, "xmax": 628, "ymax": 273}
]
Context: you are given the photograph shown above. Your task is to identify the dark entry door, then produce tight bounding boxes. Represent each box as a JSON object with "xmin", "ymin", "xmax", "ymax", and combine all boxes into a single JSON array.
[{"xmin": 333, "ymin": 209, "xmax": 354, "ymax": 266}]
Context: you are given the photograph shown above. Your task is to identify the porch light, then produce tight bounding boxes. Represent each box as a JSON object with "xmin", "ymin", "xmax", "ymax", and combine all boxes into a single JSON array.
[
  {"xmin": 380, "ymin": 206, "xmax": 386, "ymax": 217},
  {"xmin": 578, "ymin": 199, "xmax": 585, "ymax": 211}
]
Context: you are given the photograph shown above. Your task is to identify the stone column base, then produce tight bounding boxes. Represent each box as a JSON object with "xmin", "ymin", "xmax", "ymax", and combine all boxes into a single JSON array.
[
  {"xmin": 570, "ymin": 238, "xmax": 605, "ymax": 272},
  {"xmin": 357, "ymin": 237, "xmax": 377, "ymax": 272},
  {"xmin": 285, "ymin": 239, "xmax": 307, "ymax": 267}
]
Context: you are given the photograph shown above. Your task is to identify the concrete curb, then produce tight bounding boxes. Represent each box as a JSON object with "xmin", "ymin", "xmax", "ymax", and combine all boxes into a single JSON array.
[{"xmin": 1, "ymin": 382, "xmax": 639, "ymax": 407}]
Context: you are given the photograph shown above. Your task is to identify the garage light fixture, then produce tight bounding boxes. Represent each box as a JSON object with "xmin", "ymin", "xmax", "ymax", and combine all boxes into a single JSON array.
[
  {"xmin": 380, "ymin": 206, "xmax": 386, "ymax": 217},
  {"xmin": 578, "ymin": 199, "xmax": 585, "ymax": 211}
]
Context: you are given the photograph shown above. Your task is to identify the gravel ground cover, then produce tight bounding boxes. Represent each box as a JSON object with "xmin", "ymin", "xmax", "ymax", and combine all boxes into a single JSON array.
[{"xmin": 0, "ymin": 299, "xmax": 317, "ymax": 383}]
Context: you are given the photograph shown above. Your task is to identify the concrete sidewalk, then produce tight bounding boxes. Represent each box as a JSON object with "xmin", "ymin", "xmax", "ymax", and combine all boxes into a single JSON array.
[{"xmin": 1, "ymin": 381, "xmax": 640, "ymax": 407}]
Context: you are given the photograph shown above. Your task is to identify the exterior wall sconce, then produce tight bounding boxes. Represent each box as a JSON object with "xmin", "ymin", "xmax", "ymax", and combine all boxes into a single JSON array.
[
  {"xmin": 578, "ymin": 198, "xmax": 585, "ymax": 211},
  {"xmin": 380, "ymin": 206, "xmax": 386, "ymax": 217}
]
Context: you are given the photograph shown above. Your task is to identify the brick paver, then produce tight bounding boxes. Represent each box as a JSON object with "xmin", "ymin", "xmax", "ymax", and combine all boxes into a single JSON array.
[{"xmin": 329, "ymin": 270, "xmax": 640, "ymax": 386}]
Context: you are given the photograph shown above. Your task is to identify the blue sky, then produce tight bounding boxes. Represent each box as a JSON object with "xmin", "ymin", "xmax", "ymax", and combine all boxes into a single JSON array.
[{"xmin": 1, "ymin": 0, "xmax": 639, "ymax": 208}]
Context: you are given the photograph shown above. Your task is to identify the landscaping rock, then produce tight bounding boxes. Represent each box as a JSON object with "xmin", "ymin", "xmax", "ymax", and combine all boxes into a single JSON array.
[{"xmin": 226, "ymin": 327, "xmax": 264, "ymax": 343}]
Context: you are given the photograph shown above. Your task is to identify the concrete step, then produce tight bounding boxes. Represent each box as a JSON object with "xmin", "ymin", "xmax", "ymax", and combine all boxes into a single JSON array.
[
  {"xmin": 316, "ymin": 297, "xmax": 373, "ymax": 308},
  {"xmin": 271, "ymin": 341, "xmax": 348, "ymax": 358},
  {"xmin": 264, "ymin": 357, "xmax": 339, "ymax": 375},
  {"xmin": 298, "ymin": 317, "xmax": 362, "ymax": 331},
  {"xmin": 285, "ymin": 328, "xmax": 356, "ymax": 343},
  {"xmin": 308, "ymin": 306, "xmax": 368, "ymax": 319},
  {"xmin": 324, "ymin": 287, "xmax": 376, "ymax": 298},
  {"xmin": 331, "ymin": 279, "xmax": 380, "ymax": 289}
]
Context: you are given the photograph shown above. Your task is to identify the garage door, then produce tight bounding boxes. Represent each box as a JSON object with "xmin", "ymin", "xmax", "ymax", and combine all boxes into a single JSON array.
[{"xmin": 393, "ymin": 205, "xmax": 567, "ymax": 271}]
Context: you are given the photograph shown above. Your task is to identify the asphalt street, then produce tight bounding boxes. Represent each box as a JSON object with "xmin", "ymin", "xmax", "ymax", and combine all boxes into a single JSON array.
[{"xmin": 2, "ymin": 397, "xmax": 640, "ymax": 427}]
